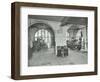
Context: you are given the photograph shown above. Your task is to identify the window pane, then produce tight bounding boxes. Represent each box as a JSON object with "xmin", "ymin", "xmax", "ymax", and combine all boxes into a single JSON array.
[
  {"xmin": 38, "ymin": 30, "xmax": 41, "ymax": 37},
  {"xmin": 35, "ymin": 32, "xmax": 38, "ymax": 37},
  {"xmin": 42, "ymin": 29, "xmax": 45, "ymax": 39},
  {"xmin": 45, "ymin": 30, "xmax": 48, "ymax": 38},
  {"xmin": 44, "ymin": 30, "xmax": 46, "ymax": 38},
  {"xmin": 35, "ymin": 37, "xmax": 37, "ymax": 41}
]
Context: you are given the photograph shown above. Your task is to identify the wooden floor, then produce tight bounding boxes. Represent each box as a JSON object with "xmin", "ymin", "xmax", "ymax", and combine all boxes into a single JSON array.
[{"xmin": 28, "ymin": 48, "xmax": 87, "ymax": 66}]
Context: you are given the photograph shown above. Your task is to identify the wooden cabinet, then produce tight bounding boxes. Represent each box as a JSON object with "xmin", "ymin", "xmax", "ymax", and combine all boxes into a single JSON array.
[{"xmin": 57, "ymin": 46, "xmax": 68, "ymax": 57}]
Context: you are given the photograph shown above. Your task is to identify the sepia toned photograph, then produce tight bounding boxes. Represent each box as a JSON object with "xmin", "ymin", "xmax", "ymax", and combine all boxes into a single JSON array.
[{"xmin": 28, "ymin": 15, "xmax": 88, "ymax": 66}]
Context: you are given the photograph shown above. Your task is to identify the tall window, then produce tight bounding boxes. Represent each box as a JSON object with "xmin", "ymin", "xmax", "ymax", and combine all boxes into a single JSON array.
[{"xmin": 35, "ymin": 29, "xmax": 51, "ymax": 48}]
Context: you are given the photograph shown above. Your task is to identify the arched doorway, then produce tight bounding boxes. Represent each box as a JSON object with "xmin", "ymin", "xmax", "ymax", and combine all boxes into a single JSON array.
[{"xmin": 28, "ymin": 23, "xmax": 55, "ymax": 60}]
